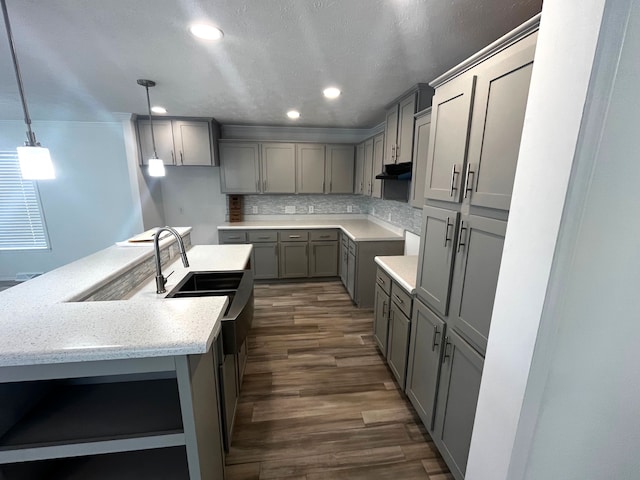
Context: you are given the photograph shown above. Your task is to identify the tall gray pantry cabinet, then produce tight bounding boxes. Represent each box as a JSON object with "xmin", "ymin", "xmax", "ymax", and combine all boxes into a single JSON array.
[{"xmin": 404, "ymin": 16, "xmax": 539, "ymax": 480}]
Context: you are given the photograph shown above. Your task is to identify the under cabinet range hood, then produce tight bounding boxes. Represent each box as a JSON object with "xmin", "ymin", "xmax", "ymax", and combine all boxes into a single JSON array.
[{"xmin": 375, "ymin": 162, "xmax": 412, "ymax": 180}]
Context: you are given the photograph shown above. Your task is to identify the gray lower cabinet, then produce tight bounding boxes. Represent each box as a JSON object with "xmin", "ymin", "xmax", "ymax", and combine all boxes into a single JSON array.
[
  {"xmin": 432, "ymin": 330, "xmax": 484, "ymax": 480},
  {"xmin": 449, "ymin": 215, "xmax": 507, "ymax": 355},
  {"xmin": 387, "ymin": 299, "xmax": 411, "ymax": 389},
  {"xmin": 219, "ymin": 142, "xmax": 260, "ymax": 193},
  {"xmin": 220, "ymin": 338, "xmax": 239, "ymax": 453},
  {"xmin": 373, "ymin": 284, "xmax": 390, "ymax": 355},
  {"xmin": 405, "ymin": 300, "xmax": 446, "ymax": 431},
  {"xmin": 325, "ymin": 145, "xmax": 355, "ymax": 193},
  {"xmin": 309, "ymin": 242, "xmax": 338, "ymax": 277},
  {"xmin": 416, "ymin": 206, "xmax": 459, "ymax": 316},
  {"xmin": 346, "ymin": 251, "xmax": 356, "ymax": 299},
  {"xmin": 251, "ymin": 243, "xmax": 279, "ymax": 279},
  {"xmin": 340, "ymin": 237, "xmax": 348, "ymax": 286},
  {"xmin": 261, "ymin": 143, "xmax": 296, "ymax": 193},
  {"xmin": 279, "ymin": 242, "xmax": 309, "ymax": 278}
]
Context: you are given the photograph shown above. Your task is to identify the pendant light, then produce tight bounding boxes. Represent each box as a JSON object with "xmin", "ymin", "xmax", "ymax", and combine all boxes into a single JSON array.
[
  {"xmin": 137, "ymin": 79, "xmax": 165, "ymax": 177},
  {"xmin": 1, "ymin": 0, "xmax": 54, "ymax": 180}
]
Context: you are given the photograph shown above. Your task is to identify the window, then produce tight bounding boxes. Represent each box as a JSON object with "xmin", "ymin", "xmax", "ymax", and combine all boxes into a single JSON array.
[{"xmin": 0, "ymin": 151, "xmax": 50, "ymax": 250}]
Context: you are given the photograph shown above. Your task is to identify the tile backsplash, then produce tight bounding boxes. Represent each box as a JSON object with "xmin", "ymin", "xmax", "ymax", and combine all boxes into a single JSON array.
[{"xmin": 232, "ymin": 194, "xmax": 422, "ymax": 235}]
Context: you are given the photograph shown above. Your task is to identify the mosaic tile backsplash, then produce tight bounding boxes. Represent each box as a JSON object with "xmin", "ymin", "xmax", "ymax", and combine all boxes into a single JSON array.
[{"xmin": 234, "ymin": 195, "xmax": 422, "ymax": 235}]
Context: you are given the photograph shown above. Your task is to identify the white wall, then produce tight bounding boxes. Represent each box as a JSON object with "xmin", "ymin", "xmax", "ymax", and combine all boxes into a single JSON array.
[
  {"xmin": 0, "ymin": 120, "xmax": 144, "ymax": 279},
  {"xmin": 467, "ymin": 1, "xmax": 637, "ymax": 479},
  {"xmin": 158, "ymin": 166, "xmax": 227, "ymax": 245}
]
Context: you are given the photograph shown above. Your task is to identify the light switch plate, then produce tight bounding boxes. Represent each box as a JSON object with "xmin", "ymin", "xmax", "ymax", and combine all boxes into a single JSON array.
[{"xmin": 285, "ymin": 206, "xmax": 296, "ymax": 214}]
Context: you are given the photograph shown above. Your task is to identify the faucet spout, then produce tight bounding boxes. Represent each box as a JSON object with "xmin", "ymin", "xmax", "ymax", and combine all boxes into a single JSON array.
[{"xmin": 153, "ymin": 226, "xmax": 189, "ymax": 294}]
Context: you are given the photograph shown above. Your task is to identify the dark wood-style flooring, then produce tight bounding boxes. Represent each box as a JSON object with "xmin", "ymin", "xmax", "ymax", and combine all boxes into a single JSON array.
[{"xmin": 225, "ymin": 281, "xmax": 453, "ymax": 480}]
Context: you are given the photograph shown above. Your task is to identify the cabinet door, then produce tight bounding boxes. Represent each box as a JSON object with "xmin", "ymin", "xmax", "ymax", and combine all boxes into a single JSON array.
[
  {"xmin": 406, "ymin": 300, "xmax": 446, "ymax": 431},
  {"xmin": 371, "ymin": 133, "xmax": 385, "ymax": 198},
  {"xmin": 172, "ymin": 121, "xmax": 212, "ymax": 166},
  {"xmin": 219, "ymin": 142, "xmax": 260, "ymax": 193},
  {"xmin": 221, "ymin": 350, "xmax": 239, "ymax": 452},
  {"xmin": 433, "ymin": 330, "xmax": 484, "ymax": 480},
  {"xmin": 424, "ymin": 75, "xmax": 476, "ymax": 202},
  {"xmin": 387, "ymin": 302, "xmax": 411, "ymax": 389},
  {"xmin": 347, "ymin": 252, "xmax": 356, "ymax": 300},
  {"xmin": 449, "ymin": 215, "xmax": 506, "ymax": 355},
  {"xmin": 464, "ymin": 33, "xmax": 536, "ymax": 211},
  {"xmin": 309, "ymin": 242, "xmax": 338, "ymax": 277},
  {"xmin": 410, "ymin": 111, "xmax": 432, "ymax": 208},
  {"xmin": 279, "ymin": 242, "xmax": 309, "ymax": 278},
  {"xmin": 325, "ymin": 145, "xmax": 355, "ymax": 193},
  {"xmin": 251, "ymin": 243, "xmax": 279, "ymax": 280},
  {"xmin": 296, "ymin": 143, "xmax": 325, "ymax": 193},
  {"xmin": 363, "ymin": 139, "xmax": 374, "ymax": 196},
  {"xmin": 261, "ymin": 143, "xmax": 296, "ymax": 193},
  {"xmin": 384, "ymin": 106, "xmax": 399, "ymax": 164},
  {"xmin": 137, "ymin": 119, "xmax": 175, "ymax": 165},
  {"xmin": 340, "ymin": 239, "xmax": 348, "ymax": 287},
  {"xmin": 416, "ymin": 206, "xmax": 459, "ymax": 316},
  {"xmin": 373, "ymin": 284, "xmax": 390, "ymax": 355},
  {"xmin": 396, "ymin": 93, "xmax": 417, "ymax": 164},
  {"xmin": 354, "ymin": 143, "xmax": 365, "ymax": 195}
]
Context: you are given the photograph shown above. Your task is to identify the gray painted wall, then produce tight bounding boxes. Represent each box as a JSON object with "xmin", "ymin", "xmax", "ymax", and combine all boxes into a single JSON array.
[{"xmin": 0, "ymin": 120, "xmax": 144, "ymax": 280}]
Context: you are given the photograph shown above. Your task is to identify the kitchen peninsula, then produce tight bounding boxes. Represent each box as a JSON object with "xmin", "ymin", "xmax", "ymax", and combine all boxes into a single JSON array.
[{"xmin": 0, "ymin": 228, "xmax": 251, "ymax": 479}]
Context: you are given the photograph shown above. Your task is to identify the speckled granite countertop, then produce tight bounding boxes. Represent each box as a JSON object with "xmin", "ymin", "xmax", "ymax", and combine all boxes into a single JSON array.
[
  {"xmin": 0, "ymin": 237, "xmax": 253, "ymax": 368},
  {"xmin": 218, "ymin": 219, "xmax": 404, "ymax": 242},
  {"xmin": 374, "ymin": 256, "xmax": 419, "ymax": 294}
]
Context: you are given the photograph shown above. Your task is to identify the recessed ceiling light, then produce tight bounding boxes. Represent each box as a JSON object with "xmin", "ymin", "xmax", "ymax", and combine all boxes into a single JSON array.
[
  {"xmin": 287, "ymin": 110, "xmax": 301, "ymax": 120},
  {"xmin": 323, "ymin": 87, "xmax": 341, "ymax": 99},
  {"xmin": 190, "ymin": 24, "xmax": 224, "ymax": 40},
  {"xmin": 151, "ymin": 106, "xmax": 167, "ymax": 114}
]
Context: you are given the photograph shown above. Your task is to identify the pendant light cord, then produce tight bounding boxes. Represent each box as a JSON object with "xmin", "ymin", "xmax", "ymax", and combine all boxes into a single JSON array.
[
  {"xmin": 143, "ymin": 85, "xmax": 159, "ymax": 159},
  {"xmin": 1, "ymin": 0, "xmax": 36, "ymax": 146}
]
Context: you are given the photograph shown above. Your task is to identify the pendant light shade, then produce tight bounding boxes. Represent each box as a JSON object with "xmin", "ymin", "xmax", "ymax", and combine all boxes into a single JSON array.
[
  {"xmin": 137, "ymin": 79, "xmax": 165, "ymax": 177},
  {"xmin": 2, "ymin": 0, "xmax": 55, "ymax": 180}
]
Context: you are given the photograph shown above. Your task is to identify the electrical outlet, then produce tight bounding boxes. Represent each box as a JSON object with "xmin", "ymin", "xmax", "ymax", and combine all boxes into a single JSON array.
[
  {"xmin": 347, "ymin": 205, "xmax": 353, "ymax": 213},
  {"xmin": 372, "ymin": 207, "xmax": 376, "ymax": 215},
  {"xmin": 388, "ymin": 213, "xmax": 392, "ymax": 221},
  {"xmin": 308, "ymin": 205, "xmax": 314, "ymax": 213},
  {"xmin": 285, "ymin": 206, "xmax": 296, "ymax": 214},
  {"xmin": 252, "ymin": 206, "xmax": 258, "ymax": 214}
]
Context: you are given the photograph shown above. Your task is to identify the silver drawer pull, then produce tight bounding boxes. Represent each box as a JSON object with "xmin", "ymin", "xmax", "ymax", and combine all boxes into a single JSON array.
[
  {"xmin": 320, "ymin": 235, "xmax": 330, "ymax": 238},
  {"xmin": 258, "ymin": 236, "xmax": 270, "ymax": 239},
  {"xmin": 432, "ymin": 325, "xmax": 440, "ymax": 351},
  {"xmin": 289, "ymin": 235, "xmax": 301, "ymax": 239},
  {"xmin": 228, "ymin": 236, "xmax": 240, "ymax": 239},
  {"xmin": 393, "ymin": 293, "xmax": 404, "ymax": 304},
  {"xmin": 376, "ymin": 276, "xmax": 386, "ymax": 285}
]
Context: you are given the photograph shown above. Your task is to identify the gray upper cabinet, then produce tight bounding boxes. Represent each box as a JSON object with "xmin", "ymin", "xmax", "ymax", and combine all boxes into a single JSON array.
[
  {"xmin": 384, "ymin": 106, "xmax": 399, "ymax": 165},
  {"xmin": 309, "ymin": 241, "xmax": 338, "ymax": 277},
  {"xmin": 449, "ymin": 214, "xmax": 507, "ymax": 355},
  {"xmin": 363, "ymin": 139, "xmax": 374, "ymax": 196},
  {"xmin": 371, "ymin": 133, "xmax": 385, "ymax": 198},
  {"xmin": 464, "ymin": 33, "xmax": 537, "ymax": 211},
  {"xmin": 261, "ymin": 143, "xmax": 296, "ymax": 194},
  {"xmin": 296, "ymin": 143, "xmax": 326, "ymax": 194},
  {"xmin": 396, "ymin": 94, "xmax": 417, "ymax": 164},
  {"xmin": 172, "ymin": 121, "xmax": 213, "ymax": 166},
  {"xmin": 138, "ymin": 120, "xmax": 176, "ymax": 166},
  {"xmin": 406, "ymin": 300, "xmax": 446, "ymax": 431},
  {"xmin": 424, "ymin": 75, "xmax": 476, "ymax": 203},
  {"xmin": 354, "ymin": 143, "xmax": 365, "ymax": 195},
  {"xmin": 279, "ymin": 242, "xmax": 309, "ymax": 278},
  {"xmin": 410, "ymin": 109, "xmax": 432, "ymax": 208},
  {"xmin": 433, "ymin": 330, "xmax": 484, "ymax": 480},
  {"xmin": 373, "ymin": 284, "xmax": 390, "ymax": 355},
  {"xmin": 416, "ymin": 206, "xmax": 460, "ymax": 317},
  {"xmin": 219, "ymin": 142, "xmax": 260, "ymax": 194},
  {"xmin": 325, "ymin": 145, "xmax": 355, "ymax": 194},
  {"xmin": 387, "ymin": 301, "xmax": 411, "ymax": 389}
]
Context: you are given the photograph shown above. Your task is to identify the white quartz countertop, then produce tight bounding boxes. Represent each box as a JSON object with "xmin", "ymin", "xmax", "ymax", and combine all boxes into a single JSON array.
[
  {"xmin": 0, "ymin": 238, "xmax": 253, "ymax": 368},
  {"xmin": 218, "ymin": 219, "xmax": 404, "ymax": 242},
  {"xmin": 374, "ymin": 255, "xmax": 419, "ymax": 294}
]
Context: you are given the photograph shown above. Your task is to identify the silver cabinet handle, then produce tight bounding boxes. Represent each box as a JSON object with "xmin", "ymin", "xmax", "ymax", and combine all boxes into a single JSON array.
[
  {"xmin": 263, "ymin": 179, "xmax": 267, "ymax": 191},
  {"xmin": 382, "ymin": 300, "xmax": 387, "ymax": 317},
  {"xmin": 432, "ymin": 325, "xmax": 440, "ymax": 351},
  {"xmin": 392, "ymin": 293, "xmax": 404, "ymax": 304},
  {"xmin": 464, "ymin": 163, "xmax": 475, "ymax": 199},
  {"xmin": 330, "ymin": 181, "xmax": 333, "ymax": 192},
  {"xmin": 395, "ymin": 144, "xmax": 399, "ymax": 162},
  {"xmin": 289, "ymin": 235, "xmax": 300, "ymax": 239},
  {"xmin": 320, "ymin": 234, "xmax": 330, "ymax": 239},
  {"xmin": 228, "ymin": 236, "xmax": 240, "ymax": 240},
  {"xmin": 376, "ymin": 276, "xmax": 385, "ymax": 287},
  {"xmin": 443, "ymin": 216, "xmax": 452, "ymax": 247},
  {"xmin": 443, "ymin": 337, "xmax": 452, "ymax": 361},
  {"xmin": 170, "ymin": 151, "xmax": 175, "ymax": 164},
  {"xmin": 258, "ymin": 236, "xmax": 270, "ymax": 240},
  {"xmin": 255, "ymin": 180, "xmax": 259, "ymax": 192},
  {"xmin": 457, "ymin": 221, "xmax": 468, "ymax": 253},
  {"xmin": 180, "ymin": 151, "xmax": 184, "ymax": 165},
  {"xmin": 449, "ymin": 164, "xmax": 459, "ymax": 197},
  {"xmin": 391, "ymin": 144, "xmax": 396, "ymax": 162}
]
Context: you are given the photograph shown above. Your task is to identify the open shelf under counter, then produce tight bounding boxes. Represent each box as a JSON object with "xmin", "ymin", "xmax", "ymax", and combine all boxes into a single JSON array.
[
  {"xmin": 0, "ymin": 379, "xmax": 184, "ymax": 464},
  {"xmin": 0, "ymin": 446, "xmax": 190, "ymax": 480}
]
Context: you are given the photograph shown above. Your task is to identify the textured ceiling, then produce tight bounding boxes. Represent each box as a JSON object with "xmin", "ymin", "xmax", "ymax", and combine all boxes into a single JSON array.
[{"xmin": 0, "ymin": 0, "xmax": 542, "ymax": 127}]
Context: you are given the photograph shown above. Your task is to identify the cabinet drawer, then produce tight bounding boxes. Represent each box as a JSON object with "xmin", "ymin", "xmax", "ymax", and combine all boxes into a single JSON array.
[
  {"xmin": 391, "ymin": 282, "xmax": 413, "ymax": 318},
  {"xmin": 348, "ymin": 239, "xmax": 357, "ymax": 255},
  {"xmin": 248, "ymin": 230, "xmax": 278, "ymax": 243},
  {"xmin": 375, "ymin": 268, "xmax": 392, "ymax": 295},
  {"xmin": 278, "ymin": 230, "xmax": 309, "ymax": 242},
  {"xmin": 309, "ymin": 230, "xmax": 338, "ymax": 241},
  {"xmin": 219, "ymin": 230, "xmax": 247, "ymax": 244}
]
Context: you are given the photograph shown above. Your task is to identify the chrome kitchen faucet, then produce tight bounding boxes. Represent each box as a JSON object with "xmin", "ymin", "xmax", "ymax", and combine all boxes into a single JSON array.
[{"xmin": 154, "ymin": 226, "xmax": 189, "ymax": 294}]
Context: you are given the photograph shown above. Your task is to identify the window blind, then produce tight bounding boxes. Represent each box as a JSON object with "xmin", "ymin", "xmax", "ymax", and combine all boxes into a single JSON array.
[{"xmin": 0, "ymin": 151, "xmax": 50, "ymax": 250}]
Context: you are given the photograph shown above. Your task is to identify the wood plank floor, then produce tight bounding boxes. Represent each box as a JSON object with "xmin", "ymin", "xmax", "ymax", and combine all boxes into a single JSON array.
[{"xmin": 226, "ymin": 281, "xmax": 453, "ymax": 480}]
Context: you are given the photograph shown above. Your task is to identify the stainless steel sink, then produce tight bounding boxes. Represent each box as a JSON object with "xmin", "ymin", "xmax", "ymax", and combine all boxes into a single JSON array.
[{"xmin": 166, "ymin": 270, "xmax": 254, "ymax": 355}]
